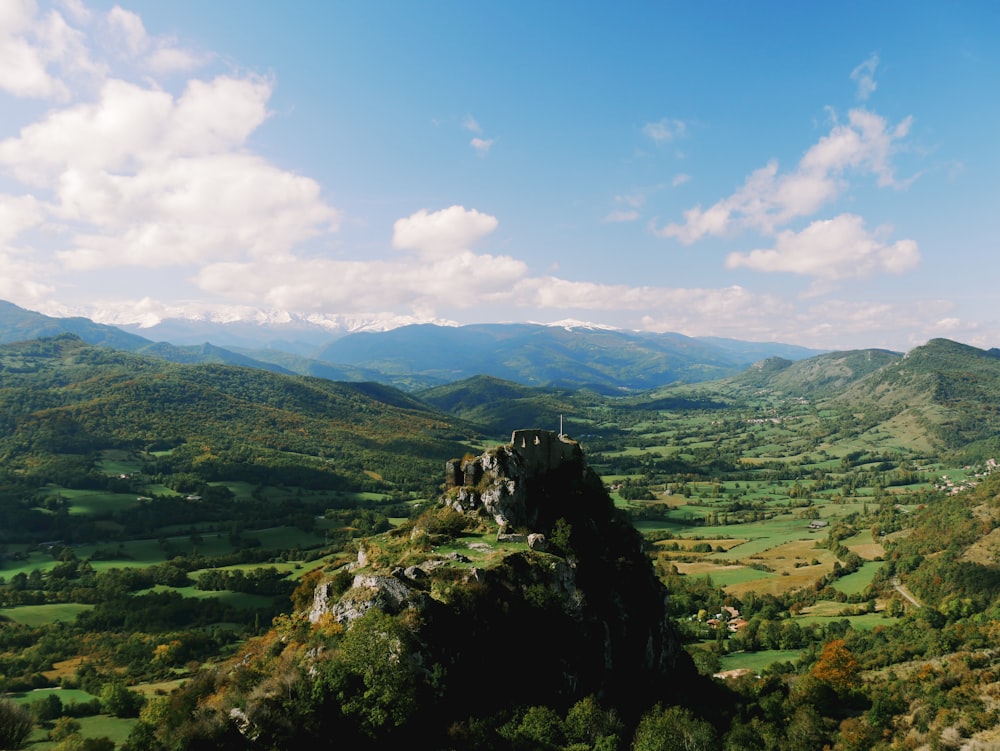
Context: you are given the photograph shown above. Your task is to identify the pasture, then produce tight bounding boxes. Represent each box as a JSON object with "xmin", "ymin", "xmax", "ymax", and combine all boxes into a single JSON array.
[
  {"xmin": 0, "ymin": 603, "xmax": 93, "ymax": 626},
  {"xmin": 26, "ymin": 714, "xmax": 137, "ymax": 749},
  {"xmin": 719, "ymin": 649, "xmax": 805, "ymax": 673},
  {"xmin": 830, "ymin": 561, "xmax": 881, "ymax": 596},
  {"xmin": 7, "ymin": 688, "xmax": 97, "ymax": 706}
]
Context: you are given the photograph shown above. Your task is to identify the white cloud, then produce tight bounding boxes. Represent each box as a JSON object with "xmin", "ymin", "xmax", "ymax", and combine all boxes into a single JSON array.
[
  {"xmin": 392, "ymin": 205, "xmax": 498, "ymax": 259},
  {"xmin": 656, "ymin": 201, "xmax": 732, "ymax": 245},
  {"xmin": 470, "ymin": 136, "xmax": 494, "ymax": 155},
  {"xmin": 0, "ymin": 193, "xmax": 52, "ymax": 305},
  {"xmin": 57, "ymin": 153, "xmax": 338, "ymax": 269},
  {"xmin": 800, "ymin": 109, "xmax": 911, "ymax": 188},
  {"xmin": 57, "ymin": 0, "xmax": 90, "ymax": 24},
  {"xmin": 146, "ymin": 45, "xmax": 205, "ymax": 73},
  {"xmin": 194, "ymin": 247, "xmax": 528, "ymax": 313},
  {"xmin": 0, "ymin": 1, "xmax": 71, "ymax": 98},
  {"xmin": 725, "ymin": 213, "xmax": 919, "ymax": 280},
  {"xmin": 656, "ymin": 108, "xmax": 913, "ymax": 243},
  {"xmin": 0, "ymin": 74, "xmax": 272, "ymax": 184},
  {"xmin": 105, "ymin": 5, "xmax": 207, "ymax": 72},
  {"xmin": 0, "ymin": 66, "xmax": 335, "ymax": 272},
  {"xmin": 0, "ymin": 193, "xmax": 44, "ymax": 242},
  {"xmin": 851, "ymin": 54, "xmax": 879, "ymax": 101},
  {"xmin": 0, "ymin": 249, "xmax": 53, "ymax": 302},
  {"xmin": 106, "ymin": 6, "xmax": 145, "ymax": 56},
  {"xmin": 672, "ymin": 173, "xmax": 690, "ymax": 187},
  {"xmin": 643, "ymin": 117, "xmax": 686, "ymax": 144}
]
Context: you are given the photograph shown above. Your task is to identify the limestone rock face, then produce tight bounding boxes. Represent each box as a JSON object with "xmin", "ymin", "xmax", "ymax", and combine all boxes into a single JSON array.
[
  {"xmin": 309, "ymin": 573, "xmax": 424, "ymax": 626},
  {"xmin": 444, "ymin": 429, "xmax": 586, "ymax": 531}
]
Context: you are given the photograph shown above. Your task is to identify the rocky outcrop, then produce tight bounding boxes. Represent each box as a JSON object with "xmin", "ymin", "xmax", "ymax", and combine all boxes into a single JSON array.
[
  {"xmin": 307, "ymin": 428, "xmax": 705, "ymax": 721},
  {"xmin": 310, "ymin": 574, "xmax": 425, "ymax": 625},
  {"xmin": 444, "ymin": 429, "xmax": 586, "ymax": 531}
]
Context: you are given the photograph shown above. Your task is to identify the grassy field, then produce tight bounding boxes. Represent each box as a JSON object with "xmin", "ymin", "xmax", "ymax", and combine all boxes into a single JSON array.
[
  {"xmin": 719, "ymin": 649, "xmax": 805, "ymax": 673},
  {"xmin": 96, "ymin": 449, "xmax": 144, "ymax": 476},
  {"xmin": 794, "ymin": 611, "xmax": 891, "ymax": 631},
  {"xmin": 26, "ymin": 714, "xmax": 137, "ymax": 749},
  {"xmin": 0, "ymin": 603, "xmax": 94, "ymax": 626},
  {"xmin": 7, "ymin": 688, "xmax": 97, "ymax": 706},
  {"xmin": 41, "ymin": 487, "xmax": 142, "ymax": 516},
  {"xmin": 830, "ymin": 561, "xmax": 882, "ymax": 596},
  {"xmin": 139, "ymin": 584, "xmax": 277, "ymax": 610},
  {"xmin": 696, "ymin": 564, "xmax": 778, "ymax": 589}
]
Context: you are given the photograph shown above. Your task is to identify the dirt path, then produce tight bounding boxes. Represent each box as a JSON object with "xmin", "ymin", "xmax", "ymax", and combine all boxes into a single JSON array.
[{"xmin": 892, "ymin": 576, "xmax": 923, "ymax": 608}]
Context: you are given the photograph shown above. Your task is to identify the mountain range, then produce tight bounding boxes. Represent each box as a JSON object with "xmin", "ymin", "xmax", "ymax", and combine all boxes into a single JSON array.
[{"xmin": 0, "ymin": 301, "xmax": 823, "ymax": 391}]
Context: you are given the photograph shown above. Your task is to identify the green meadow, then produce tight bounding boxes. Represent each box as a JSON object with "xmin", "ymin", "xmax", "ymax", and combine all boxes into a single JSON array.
[
  {"xmin": 0, "ymin": 603, "xmax": 94, "ymax": 626},
  {"xmin": 719, "ymin": 649, "xmax": 805, "ymax": 673}
]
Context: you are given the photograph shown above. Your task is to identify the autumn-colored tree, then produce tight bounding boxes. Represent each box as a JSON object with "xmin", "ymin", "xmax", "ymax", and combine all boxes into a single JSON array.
[{"xmin": 811, "ymin": 638, "xmax": 860, "ymax": 692}]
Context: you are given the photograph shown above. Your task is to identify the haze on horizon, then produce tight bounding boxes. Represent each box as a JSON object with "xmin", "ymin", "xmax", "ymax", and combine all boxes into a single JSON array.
[{"xmin": 0, "ymin": 1, "xmax": 997, "ymax": 352}]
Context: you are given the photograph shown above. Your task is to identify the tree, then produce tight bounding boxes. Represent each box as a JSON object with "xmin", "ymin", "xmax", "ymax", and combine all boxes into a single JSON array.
[
  {"xmin": 0, "ymin": 698, "xmax": 34, "ymax": 750},
  {"xmin": 31, "ymin": 692, "xmax": 64, "ymax": 722},
  {"xmin": 509, "ymin": 705, "xmax": 564, "ymax": 748},
  {"xmin": 99, "ymin": 681, "xmax": 145, "ymax": 718},
  {"xmin": 810, "ymin": 638, "xmax": 860, "ymax": 692},
  {"xmin": 784, "ymin": 705, "xmax": 827, "ymax": 751},
  {"xmin": 338, "ymin": 609, "xmax": 419, "ymax": 738},
  {"xmin": 564, "ymin": 695, "xmax": 624, "ymax": 749},
  {"xmin": 632, "ymin": 704, "xmax": 716, "ymax": 751},
  {"xmin": 689, "ymin": 648, "xmax": 721, "ymax": 676}
]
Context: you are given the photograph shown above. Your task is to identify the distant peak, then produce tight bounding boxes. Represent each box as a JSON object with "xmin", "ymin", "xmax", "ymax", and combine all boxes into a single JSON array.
[{"xmin": 539, "ymin": 319, "xmax": 621, "ymax": 332}]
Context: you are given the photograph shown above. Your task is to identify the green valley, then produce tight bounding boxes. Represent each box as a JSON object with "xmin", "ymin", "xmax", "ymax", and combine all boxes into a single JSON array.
[{"xmin": 3, "ymin": 334, "xmax": 1000, "ymax": 749}]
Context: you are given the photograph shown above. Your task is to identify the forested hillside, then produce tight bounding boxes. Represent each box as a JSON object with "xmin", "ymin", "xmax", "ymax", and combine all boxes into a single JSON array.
[{"xmin": 0, "ymin": 335, "xmax": 473, "ymax": 546}]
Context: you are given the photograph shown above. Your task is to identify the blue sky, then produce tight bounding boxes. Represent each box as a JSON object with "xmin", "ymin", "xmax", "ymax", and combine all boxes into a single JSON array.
[{"xmin": 0, "ymin": 1, "xmax": 997, "ymax": 350}]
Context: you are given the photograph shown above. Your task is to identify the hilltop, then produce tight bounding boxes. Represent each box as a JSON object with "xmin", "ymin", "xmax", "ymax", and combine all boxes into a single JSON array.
[{"xmin": 131, "ymin": 430, "xmax": 719, "ymax": 748}]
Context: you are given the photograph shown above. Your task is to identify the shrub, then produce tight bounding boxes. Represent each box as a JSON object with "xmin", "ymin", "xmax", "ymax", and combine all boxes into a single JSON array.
[{"xmin": 0, "ymin": 699, "xmax": 34, "ymax": 750}]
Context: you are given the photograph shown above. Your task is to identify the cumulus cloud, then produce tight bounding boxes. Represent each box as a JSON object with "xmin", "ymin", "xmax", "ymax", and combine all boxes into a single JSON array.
[
  {"xmin": 0, "ymin": 68, "xmax": 337, "ymax": 271},
  {"xmin": 725, "ymin": 214, "xmax": 919, "ymax": 280},
  {"xmin": 643, "ymin": 117, "xmax": 686, "ymax": 144},
  {"xmin": 0, "ymin": 75, "xmax": 272, "ymax": 183},
  {"xmin": 57, "ymin": 153, "xmax": 337, "ymax": 269},
  {"xmin": 392, "ymin": 205, "xmax": 498, "ymax": 259},
  {"xmin": 656, "ymin": 108, "xmax": 913, "ymax": 244},
  {"xmin": 851, "ymin": 54, "xmax": 879, "ymax": 101},
  {"xmin": 0, "ymin": 0, "xmax": 76, "ymax": 98},
  {"xmin": 0, "ymin": 1, "xmax": 202, "ymax": 101}
]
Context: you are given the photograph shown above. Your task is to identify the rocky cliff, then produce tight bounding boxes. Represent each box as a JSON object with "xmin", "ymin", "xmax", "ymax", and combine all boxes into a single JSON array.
[{"xmin": 306, "ymin": 429, "xmax": 709, "ymax": 734}]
